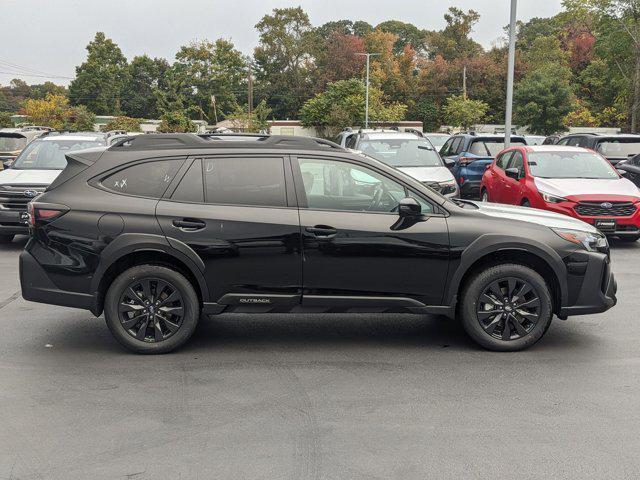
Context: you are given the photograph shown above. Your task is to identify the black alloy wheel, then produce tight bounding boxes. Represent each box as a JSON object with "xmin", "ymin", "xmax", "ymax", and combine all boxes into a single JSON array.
[
  {"xmin": 119, "ymin": 278, "xmax": 184, "ymax": 343},
  {"xmin": 476, "ymin": 277, "xmax": 541, "ymax": 341}
]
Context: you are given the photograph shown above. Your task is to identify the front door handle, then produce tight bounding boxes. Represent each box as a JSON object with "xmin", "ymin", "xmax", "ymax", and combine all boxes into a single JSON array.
[
  {"xmin": 172, "ymin": 218, "xmax": 206, "ymax": 231},
  {"xmin": 305, "ymin": 225, "xmax": 337, "ymax": 237}
]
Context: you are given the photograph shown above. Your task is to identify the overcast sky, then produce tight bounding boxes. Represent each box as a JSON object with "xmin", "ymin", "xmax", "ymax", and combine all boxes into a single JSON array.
[{"xmin": 0, "ymin": 0, "xmax": 562, "ymax": 86}]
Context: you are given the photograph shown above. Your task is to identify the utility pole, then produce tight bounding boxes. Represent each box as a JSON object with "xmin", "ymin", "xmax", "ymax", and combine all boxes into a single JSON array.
[
  {"xmin": 463, "ymin": 64, "xmax": 467, "ymax": 100},
  {"xmin": 211, "ymin": 95, "xmax": 218, "ymax": 125},
  {"xmin": 505, "ymin": 0, "xmax": 518, "ymax": 147},
  {"xmin": 356, "ymin": 52, "xmax": 380, "ymax": 128},
  {"xmin": 247, "ymin": 62, "xmax": 253, "ymax": 120}
]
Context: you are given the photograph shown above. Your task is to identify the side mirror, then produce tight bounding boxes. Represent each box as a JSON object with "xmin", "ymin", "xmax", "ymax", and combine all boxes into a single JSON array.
[
  {"xmin": 485, "ymin": 164, "xmax": 491, "ymax": 170},
  {"xmin": 444, "ymin": 157, "xmax": 455, "ymax": 168},
  {"xmin": 505, "ymin": 167, "xmax": 521, "ymax": 180},
  {"xmin": 398, "ymin": 197, "xmax": 421, "ymax": 217},
  {"xmin": 617, "ymin": 168, "xmax": 628, "ymax": 176}
]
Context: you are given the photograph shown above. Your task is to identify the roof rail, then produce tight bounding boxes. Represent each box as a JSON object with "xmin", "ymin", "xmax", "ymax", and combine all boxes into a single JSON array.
[
  {"xmin": 405, "ymin": 128, "xmax": 424, "ymax": 138},
  {"xmin": 110, "ymin": 133, "xmax": 345, "ymax": 151}
]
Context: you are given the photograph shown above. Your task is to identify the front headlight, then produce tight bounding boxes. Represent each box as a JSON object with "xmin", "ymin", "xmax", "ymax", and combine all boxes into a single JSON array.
[
  {"xmin": 552, "ymin": 228, "xmax": 608, "ymax": 252},
  {"xmin": 540, "ymin": 191, "xmax": 568, "ymax": 203}
]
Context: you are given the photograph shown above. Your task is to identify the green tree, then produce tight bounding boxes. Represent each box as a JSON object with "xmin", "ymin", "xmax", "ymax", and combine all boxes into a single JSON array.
[
  {"xmin": 376, "ymin": 20, "xmax": 427, "ymax": 55},
  {"xmin": 69, "ymin": 32, "xmax": 128, "ymax": 115},
  {"xmin": 514, "ymin": 63, "xmax": 575, "ymax": 134},
  {"xmin": 299, "ymin": 78, "xmax": 407, "ymax": 137},
  {"xmin": 0, "ymin": 112, "xmax": 13, "ymax": 128},
  {"xmin": 426, "ymin": 8, "xmax": 483, "ymax": 61},
  {"xmin": 24, "ymin": 93, "xmax": 95, "ymax": 131},
  {"xmin": 227, "ymin": 99, "xmax": 272, "ymax": 133},
  {"xmin": 65, "ymin": 105, "xmax": 96, "ymax": 131},
  {"xmin": 121, "ymin": 55, "xmax": 169, "ymax": 118},
  {"xmin": 104, "ymin": 116, "xmax": 142, "ymax": 132},
  {"xmin": 253, "ymin": 7, "xmax": 314, "ymax": 118},
  {"xmin": 443, "ymin": 94, "xmax": 489, "ymax": 130}
]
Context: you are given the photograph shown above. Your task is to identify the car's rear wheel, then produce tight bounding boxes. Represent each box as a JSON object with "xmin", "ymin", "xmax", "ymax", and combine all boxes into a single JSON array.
[
  {"xmin": 0, "ymin": 234, "xmax": 15, "ymax": 243},
  {"xmin": 480, "ymin": 189, "xmax": 489, "ymax": 202},
  {"xmin": 104, "ymin": 265, "xmax": 199, "ymax": 354},
  {"xmin": 460, "ymin": 263, "xmax": 553, "ymax": 351}
]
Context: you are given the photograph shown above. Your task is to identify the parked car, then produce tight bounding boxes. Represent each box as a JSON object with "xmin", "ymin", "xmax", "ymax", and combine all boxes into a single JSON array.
[
  {"xmin": 556, "ymin": 133, "xmax": 640, "ymax": 166},
  {"xmin": 543, "ymin": 135, "xmax": 560, "ymax": 145},
  {"xmin": 440, "ymin": 133, "xmax": 527, "ymax": 199},
  {"xmin": 617, "ymin": 153, "xmax": 640, "ymax": 187},
  {"xmin": 0, "ymin": 133, "xmax": 105, "ymax": 243},
  {"xmin": 424, "ymin": 133, "xmax": 451, "ymax": 149},
  {"xmin": 524, "ymin": 135, "xmax": 546, "ymax": 146},
  {"xmin": 20, "ymin": 133, "xmax": 616, "ymax": 353},
  {"xmin": 335, "ymin": 129, "xmax": 356, "ymax": 148},
  {"xmin": 348, "ymin": 130, "xmax": 459, "ymax": 197},
  {"xmin": 0, "ymin": 126, "xmax": 54, "ymax": 168},
  {"xmin": 481, "ymin": 145, "xmax": 640, "ymax": 242}
]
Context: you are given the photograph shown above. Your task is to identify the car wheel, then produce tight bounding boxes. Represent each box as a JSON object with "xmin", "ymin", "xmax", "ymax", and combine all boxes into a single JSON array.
[
  {"xmin": 460, "ymin": 263, "xmax": 553, "ymax": 351},
  {"xmin": 480, "ymin": 189, "xmax": 489, "ymax": 202},
  {"xmin": 617, "ymin": 234, "xmax": 640, "ymax": 242},
  {"xmin": 521, "ymin": 199, "xmax": 531, "ymax": 207},
  {"xmin": 104, "ymin": 265, "xmax": 200, "ymax": 354},
  {"xmin": 0, "ymin": 234, "xmax": 15, "ymax": 243}
]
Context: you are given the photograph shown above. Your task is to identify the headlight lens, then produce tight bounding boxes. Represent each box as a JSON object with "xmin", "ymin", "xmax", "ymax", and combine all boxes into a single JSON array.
[
  {"xmin": 425, "ymin": 180, "xmax": 457, "ymax": 195},
  {"xmin": 540, "ymin": 191, "xmax": 567, "ymax": 203},
  {"xmin": 552, "ymin": 228, "xmax": 608, "ymax": 252}
]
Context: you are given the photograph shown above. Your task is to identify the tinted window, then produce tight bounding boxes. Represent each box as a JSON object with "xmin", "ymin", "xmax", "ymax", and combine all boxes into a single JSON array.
[
  {"xmin": 104, "ymin": 159, "xmax": 183, "ymax": 198},
  {"xmin": 452, "ymin": 137, "xmax": 465, "ymax": 154},
  {"xmin": 296, "ymin": 158, "xmax": 429, "ymax": 213},
  {"xmin": 172, "ymin": 159, "xmax": 204, "ymax": 203},
  {"xmin": 496, "ymin": 151, "xmax": 513, "ymax": 170},
  {"xmin": 346, "ymin": 135, "xmax": 357, "ymax": 149},
  {"xmin": 556, "ymin": 138, "xmax": 570, "ymax": 146},
  {"xmin": 203, "ymin": 157, "xmax": 286, "ymax": 207},
  {"xmin": 440, "ymin": 138, "xmax": 453, "ymax": 156},
  {"xmin": 566, "ymin": 137, "xmax": 581, "ymax": 147}
]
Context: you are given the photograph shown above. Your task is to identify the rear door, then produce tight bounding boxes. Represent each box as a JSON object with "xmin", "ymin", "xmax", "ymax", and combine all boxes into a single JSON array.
[{"xmin": 156, "ymin": 155, "xmax": 302, "ymax": 308}]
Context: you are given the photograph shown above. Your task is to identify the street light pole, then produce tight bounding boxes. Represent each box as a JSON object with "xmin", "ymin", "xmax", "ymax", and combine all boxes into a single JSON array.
[
  {"xmin": 356, "ymin": 53, "xmax": 380, "ymax": 128},
  {"xmin": 505, "ymin": 0, "xmax": 518, "ymax": 148}
]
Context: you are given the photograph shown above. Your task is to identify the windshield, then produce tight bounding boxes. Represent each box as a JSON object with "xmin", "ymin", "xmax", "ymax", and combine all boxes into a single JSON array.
[
  {"xmin": 0, "ymin": 135, "xmax": 27, "ymax": 152},
  {"xmin": 527, "ymin": 151, "xmax": 620, "ymax": 179},
  {"xmin": 469, "ymin": 138, "xmax": 526, "ymax": 157},
  {"xmin": 596, "ymin": 139, "xmax": 640, "ymax": 158},
  {"xmin": 12, "ymin": 138, "xmax": 104, "ymax": 170},
  {"xmin": 357, "ymin": 138, "xmax": 443, "ymax": 167},
  {"xmin": 425, "ymin": 135, "xmax": 450, "ymax": 148}
]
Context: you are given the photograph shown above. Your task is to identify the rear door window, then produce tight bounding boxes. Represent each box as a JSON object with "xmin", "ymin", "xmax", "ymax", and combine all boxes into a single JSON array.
[
  {"xmin": 102, "ymin": 159, "xmax": 184, "ymax": 198},
  {"xmin": 203, "ymin": 156, "xmax": 287, "ymax": 207}
]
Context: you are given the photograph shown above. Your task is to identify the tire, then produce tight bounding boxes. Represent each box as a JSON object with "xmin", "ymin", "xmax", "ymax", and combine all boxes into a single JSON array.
[
  {"xmin": 104, "ymin": 265, "xmax": 200, "ymax": 354},
  {"xmin": 480, "ymin": 189, "xmax": 489, "ymax": 202},
  {"xmin": 521, "ymin": 199, "xmax": 531, "ymax": 207},
  {"xmin": 460, "ymin": 263, "xmax": 553, "ymax": 352},
  {"xmin": 617, "ymin": 234, "xmax": 640, "ymax": 243},
  {"xmin": 0, "ymin": 234, "xmax": 15, "ymax": 243}
]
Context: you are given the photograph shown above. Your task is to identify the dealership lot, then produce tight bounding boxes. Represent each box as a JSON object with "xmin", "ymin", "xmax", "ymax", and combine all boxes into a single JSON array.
[{"xmin": 1, "ymin": 236, "xmax": 639, "ymax": 479}]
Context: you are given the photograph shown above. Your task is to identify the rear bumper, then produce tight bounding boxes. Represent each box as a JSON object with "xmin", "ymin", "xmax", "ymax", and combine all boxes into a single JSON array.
[
  {"xmin": 559, "ymin": 252, "xmax": 617, "ymax": 317},
  {"xmin": 0, "ymin": 209, "xmax": 29, "ymax": 235},
  {"xmin": 20, "ymin": 250, "xmax": 97, "ymax": 313}
]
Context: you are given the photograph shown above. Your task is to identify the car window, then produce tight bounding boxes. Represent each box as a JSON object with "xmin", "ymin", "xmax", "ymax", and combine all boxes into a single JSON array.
[
  {"xmin": 527, "ymin": 151, "xmax": 620, "ymax": 179},
  {"xmin": 203, "ymin": 156, "xmax": 286, "ymax": 207},
  {"xmin": 596, "ymin": 139, "xmax": 640, "ymax": 158},
  {"xmin": 297, "ymin": 158, "xmax": 421, "ymax": 213},
  {"xmin": 453, "ymin": 137, "xmax": 465, "ymax": 154},
  {"xmin": 556, "ymin": 138, "xmax": 570, "ymax": 146},
  {"xmin": 345, "ymin": 135, "xmax": 357, "ymax": 149},
  {"xmin": 0, "ymin": 135, "xmax": 27, "ymax": 151},
  {"xmin": 470, "ymin": 138, "xmax": 526, "ymax": 157},
  {"xmin": 440, "ymin": 138, "xmax": 453, "ymax": 156},
  {"xmin": 12, "ymin": 138, "xmax": 105, "ymax": 170},
  {"xmin": 507, "ymin": 151, "xmax": 524, "ymax": 172},
  {"xmin": 103, "ymin": 159, "xmax": 183, "ymax": 198},
  {"xmin": 566, "ymin": 137, "xmax": 581, "ymax": 147},
  {"xmin": 469, "ymin": 141, "xmax": 489, "ymax": 156},
  {"xmin": 357, "ymin": 138, "xmax": 443, "ymax": 167},
  {"xmin": 496, "ymin": 151, "xmax": 513, "ymax": 170},
  {"xmin": 172, "ymin": 159, "xmax": 204, "ymax": 203}
]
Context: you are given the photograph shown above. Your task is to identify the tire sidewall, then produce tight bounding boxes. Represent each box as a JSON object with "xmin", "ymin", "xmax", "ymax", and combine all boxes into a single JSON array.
[
  {"xmin": 104, "ymin": 265, "xmax": 199, "ymax": 354},
  {"xmin": 461, "ymin": 263, "xmax": 553, "ymax": 351}
]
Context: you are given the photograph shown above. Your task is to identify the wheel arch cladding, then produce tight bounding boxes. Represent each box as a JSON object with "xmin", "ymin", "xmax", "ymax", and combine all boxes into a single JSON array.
[
  {"xmin": 90, "ymin": 233, "xmax": 209, "ymax": 315},
  {"xmin": 447, "ymin": 234, "xmax": 567, "ymax": 314}
]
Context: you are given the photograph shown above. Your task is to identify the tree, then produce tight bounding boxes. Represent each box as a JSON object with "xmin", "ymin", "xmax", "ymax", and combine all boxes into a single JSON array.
[
  {"xmin": 24, "ymin": 93, "xmax": 95, "ymax": 131},
  {"xmin": 564, "ymin": 104, "xmax": 598, "ymax": 127},
  {"xmin": 0, "ymin": 112, "xmax": 13, "ymax": 128},
  {"xmin": 69, "ymin": 32, "xmax": 128, "ymax": 115},
  {"xmin": 515, "ymin": 63, "xmax": 575, "ymax": 134},
  {"xmin": 155, "ymin": 77, "xmax": 197, "ymax": 133},
  {"xmin": 353, "ymin": 21, "xmax": 374, "ymax": 37},
  {"xmin": 443, "ymin": 94, "xmax": 489, "ymax": 129},
  {"xmin": 226, "ymin": 99, "xmax": 272, "ymax": 133},
  {"xmin": 172, "ymin": 39, "xmax": 246, "ymax": 121},
  {"xmin": 376, "ymin": 20, "xmax": 427, "ymax": 55},
  {"xmin": 426, "ymin": 8, "xmax": 483, "ymax": 61},
  {"xmin": 299, "ymin": 78, "xmax": 407, "ymax": 137},
  {"xmin": 253, "ymin": 7, "xmax": 314, "ymax": 118},
  {"xmin": 121, "ymin": 55, "xmax": 169, "ymax": 118},
  {"xmin": 314, "ymin": 32, "xmax": 365, "ymax": 91},
  {"xmin": 104, "ymin": 116, "xmax": 142, "ymax": 132}
]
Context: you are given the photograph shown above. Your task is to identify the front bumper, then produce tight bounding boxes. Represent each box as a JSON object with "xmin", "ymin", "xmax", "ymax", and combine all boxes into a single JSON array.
[
  {"xmin": 0, "ymin": 209, "xmax": 29, "ymax": 235},
  {"xmin": 540, "ymin": 201, "xmax": 640, "ymax": 237},
  {"xmin": 459, "ymin": 180, "xmax": 481, "ymax": 199},
  {"xmin": 559, "ymin": 251, "xmax": 617, "ymax": 317}
]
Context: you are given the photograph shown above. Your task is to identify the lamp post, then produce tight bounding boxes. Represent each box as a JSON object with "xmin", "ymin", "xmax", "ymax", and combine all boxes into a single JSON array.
[
  {"xmin": 356, "ymin": 53, "xmax": 380, "ymax": 128},
  {"xmin": 505, "ymin": 0, "xmax": 518, "ymax": 147}
]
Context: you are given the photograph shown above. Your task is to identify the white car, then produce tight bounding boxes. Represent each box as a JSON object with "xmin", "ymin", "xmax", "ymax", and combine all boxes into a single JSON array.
[
  {"xmin": 349, "ymin": 131, "xmax": 459, "ymax": 198},
  {"xmin": 0, "ymin": 133, "xmax": 105, "ymax": 242}
]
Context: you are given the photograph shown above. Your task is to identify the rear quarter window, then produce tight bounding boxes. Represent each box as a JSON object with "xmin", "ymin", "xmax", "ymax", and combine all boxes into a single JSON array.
[{"xmin": 102, "ymin": 159, "xmax": 184, "ymax": 198}]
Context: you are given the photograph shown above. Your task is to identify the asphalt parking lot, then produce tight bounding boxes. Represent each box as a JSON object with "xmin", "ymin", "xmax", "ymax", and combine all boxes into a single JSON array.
[{"xmin": 0, "ymin": 237, "xmax": 639, "ymax": 480}]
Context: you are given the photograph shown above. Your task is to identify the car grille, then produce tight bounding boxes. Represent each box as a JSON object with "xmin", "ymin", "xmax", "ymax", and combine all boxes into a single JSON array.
[
  {"xmin": 574, "ymin": 202, "xmax": 637, "ymax": 217},
  {"xmin": 0, "ymin": 185, "xmax": 45, "ymax": 210}
]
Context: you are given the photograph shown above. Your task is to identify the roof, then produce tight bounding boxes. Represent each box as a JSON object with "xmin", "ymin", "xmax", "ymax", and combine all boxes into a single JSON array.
[
  {"xmin": 564, "ymin": 133, "xmax": 640, "ymax": 138},
  {"xmin": 455, "ymin": 133, "xmax": 525, "ymax": 139},
  {"xmin": 524, "ymin": 145, "xmax": 591, "ymax": 153},
  {"xmin": 40, "ymin": 134, "xmax": 103, "ymax": 142},
  {"xmin": 360, "ymin": 132, "xmax": 424, "ymax": 140}
]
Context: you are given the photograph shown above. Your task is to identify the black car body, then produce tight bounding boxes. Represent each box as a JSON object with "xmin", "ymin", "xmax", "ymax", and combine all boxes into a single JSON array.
[
  {"xmin": 19, "ymin": 134, "xmax": 617, "ymax": 353},
  {"xmin": 556, "ymin": 133, "xmax": 640, "ymax": 166}
]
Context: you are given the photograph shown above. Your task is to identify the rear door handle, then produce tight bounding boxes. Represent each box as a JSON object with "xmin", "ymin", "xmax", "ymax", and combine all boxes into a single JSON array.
[
  {"xmin": 305, "ymin": 226, "xmax": 337, "ymax": 237},
  {"xmin": 172, "ymin": 218, "xmax": 206, "ymax": 231}
]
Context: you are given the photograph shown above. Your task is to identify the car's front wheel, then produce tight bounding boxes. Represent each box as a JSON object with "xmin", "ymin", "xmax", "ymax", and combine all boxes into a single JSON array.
[
  {"xmin": 460, "ymin": 263, "xmax": 553, "ymax": 351},
  {"xmin": 104, "ymin": 265, "xmax": 200, "ymax": 354},
  {"xmin": 480, "ymin": 189, "xmax": 489, "ymax": 202}
]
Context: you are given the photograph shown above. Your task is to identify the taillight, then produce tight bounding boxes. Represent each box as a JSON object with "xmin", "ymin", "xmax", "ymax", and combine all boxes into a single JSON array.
[
  {"xmin": 28, "ymin": 203, "xmax": 68, "ymax": 227},
  {"xmin": 459, "ymin": 176, "xmax": 465, "ymax": 185},
  {"xmin": 458, "ymin": 157, "xmax": 476, "ymax": 165}
]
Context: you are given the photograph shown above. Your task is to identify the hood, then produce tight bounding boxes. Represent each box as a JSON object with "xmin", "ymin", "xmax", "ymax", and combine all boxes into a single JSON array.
[
  {"xmin": 0, "ymin": 168, "xmax": 62, "ymax": 186},
  {"xmin": 534, "ymin": 177, "xmax": 640, "ymax": 199},
  {"xmin": 474, "ymin": 201, "xmax": 599, "ymax": 233},
  {"xmin": 397, "ymin": 166, "xmax": 455, "ymax": 183}
]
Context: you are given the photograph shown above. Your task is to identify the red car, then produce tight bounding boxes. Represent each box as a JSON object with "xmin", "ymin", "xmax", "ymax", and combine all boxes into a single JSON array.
[{"xmin": 480, "ymin": 145, "xmax": 640, "ymax": 242}]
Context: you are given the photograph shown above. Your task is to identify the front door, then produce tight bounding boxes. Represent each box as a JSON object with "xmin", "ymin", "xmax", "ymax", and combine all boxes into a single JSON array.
[
  {"xmin": 292, "ymin": 156, "xmax": 450, "ymax": 308},
  {"xmin": 156, "ymin": 155, "xmax": 302, "ymax": 307},
  {"xmin": 502, "ymin": 150, "xmax": 526, "ymax": 205}
]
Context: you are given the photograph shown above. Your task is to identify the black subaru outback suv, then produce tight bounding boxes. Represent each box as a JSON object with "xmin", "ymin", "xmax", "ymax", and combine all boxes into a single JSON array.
[{"xmin": 19, "ymin": 134, "xmax": 617, "ymax": 353}]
